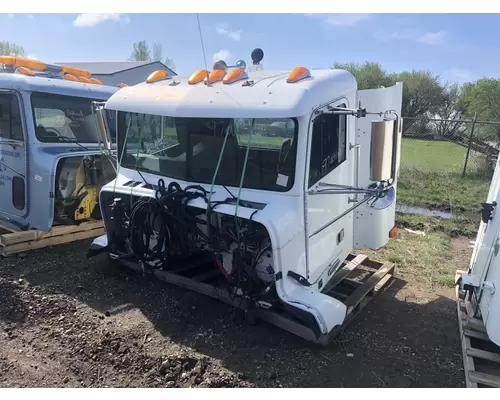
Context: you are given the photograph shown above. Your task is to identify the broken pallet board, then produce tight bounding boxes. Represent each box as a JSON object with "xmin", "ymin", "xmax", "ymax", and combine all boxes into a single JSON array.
[
  {"xmin": 456, "ymin": 270, "xmax": 500, "ymax": 388},
  {"xmin": 0, "ymin": 220, "xmax": 104, "ymax": 257}
]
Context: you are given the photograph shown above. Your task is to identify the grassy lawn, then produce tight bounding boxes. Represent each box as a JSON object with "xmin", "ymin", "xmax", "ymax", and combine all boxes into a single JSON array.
[
  {"xmin": 377, "ymin": 229, "xmax": 456, "ymax": 287},
  {"xmin": 395, "ymin": 212, "xmax": 479, "ymax": 239},
  {"xmin": 401, "ymin": 138, "xmax": 483, "ymax": 173},
  {"xmin": 398, "ymin": 138, "xmax": 492, "ymax": 220},
  {"xmin": 398, "ymin": 169, "xmax": 490, "ymax": 217},
  {"xmin": 360, "ymin": 213, "xmax": 476, "ymax": 288}
]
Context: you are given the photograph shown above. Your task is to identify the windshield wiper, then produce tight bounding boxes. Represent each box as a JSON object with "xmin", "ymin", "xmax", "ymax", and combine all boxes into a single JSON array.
[{"xmin": 41, "ymin": 135, "xmax": 92, "ymax": 152}]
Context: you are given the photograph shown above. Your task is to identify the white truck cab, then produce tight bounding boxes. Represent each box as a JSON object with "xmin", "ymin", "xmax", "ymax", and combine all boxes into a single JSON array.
[
  {"xmin": 459, "ymin": 151, "xmax": 500, "ymax": 347},
  {"xmin": 89, "ymin": 50, "xmax": 403, "ymax": 344}
]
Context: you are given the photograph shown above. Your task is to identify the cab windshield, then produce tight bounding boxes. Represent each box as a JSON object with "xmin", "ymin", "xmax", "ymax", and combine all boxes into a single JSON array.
[
  {"xmin": 31, "ymin": 92, "xmax": 116, "ymax": 144},
  {"xmin": 117, "ymin": 111, "xmax": 298, "ymax": 192}
]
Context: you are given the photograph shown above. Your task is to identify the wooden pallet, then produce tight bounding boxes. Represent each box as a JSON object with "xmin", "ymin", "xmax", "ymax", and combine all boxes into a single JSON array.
[
  {"xmin": 0, "ymin": 220, "xmax": 105, "ymax": 257},
  {"xmin": 456, "ymin": 270, "xmax": 500, "ymax": 388},
  {"xmin": 116, "ymin": 252, "xmax": 395, "ymax": 345}
]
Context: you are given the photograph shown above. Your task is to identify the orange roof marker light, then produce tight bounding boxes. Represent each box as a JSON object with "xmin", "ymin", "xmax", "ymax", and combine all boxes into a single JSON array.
[
  {"xmin": 286, "ymin": 66, "xmax": 311, "ymax": 83},
  {"xmin": 78, "ymin": 76, "xmax": 93, "ymax": 84},
  {"xmin": 146, "ymin": 70, "xmax": 168, "ymax": 84},
  {"xmin": 60, "ymin": 65, "xmax": 91, "ymax": 78},
  {"xmin": 188, "ymin": 69, "xmax": 209, "ymax": 85},
  {"xmin": 118, "ymin": 83, "xmax": 128, "ymax": 88},
  {"xmin": 205, "ymin": 69, "xmax": 225, "ymax": 84},
  {"xmin": 17, "ymin": 67, "xmax": 35, "ymax": 76},
  {"xmin": 89, "ymin": 78, "xmax": 103, "ymax": 85},
  {"xmin": 223, "ymin": 68, "xmax": 247, "ymax": 85},
  {"xmin": 63, "ymin": 74, "xmax": 79, "ymax": 82}
]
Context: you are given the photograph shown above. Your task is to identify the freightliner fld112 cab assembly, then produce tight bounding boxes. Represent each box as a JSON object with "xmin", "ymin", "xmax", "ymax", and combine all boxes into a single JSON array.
[
  {"xmin": 0, "ymin": 56, "xmax": 121, "ymax": 232},
  {"xmin": 88, "ymin": 49, "xmax": 404, "ymax": 344}
]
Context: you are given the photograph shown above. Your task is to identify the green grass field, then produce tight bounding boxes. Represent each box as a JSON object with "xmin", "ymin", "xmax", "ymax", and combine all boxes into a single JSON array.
[
  {"xmin": 398, "ymin": 138, "xmax": 492, "ymax": 221},
  {"xmin": 401, "ymin": 138, "xmax": 486, "ymax": 174}
]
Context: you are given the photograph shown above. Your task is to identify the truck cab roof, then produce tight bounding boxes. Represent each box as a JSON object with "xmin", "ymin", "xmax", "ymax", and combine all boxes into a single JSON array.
[
  {"xmin": 0, "ymin": 72, "xmax": 118, "ymax": 99},
  {"xmin": 105, "ymin": 68, "xmax": 357, "ymax": 119}
]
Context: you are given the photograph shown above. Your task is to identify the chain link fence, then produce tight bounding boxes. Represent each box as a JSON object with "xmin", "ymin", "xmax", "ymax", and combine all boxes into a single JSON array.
[{"xmin": 401, "ymin": 117, "xmax": 500, "ymax": 179}]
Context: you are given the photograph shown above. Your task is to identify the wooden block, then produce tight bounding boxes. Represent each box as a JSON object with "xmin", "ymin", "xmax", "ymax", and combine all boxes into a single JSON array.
[
  {"xmin": 467, "ymin": 348, "xmax": 500, "ymax": 364},
  {"xmin": 457, "ymin": 297, "xmax": 478, "ymax": 388},
  {"xmin": 469, "ymin": 371, "xmax": 500, "ymax": 388},
  {"xmin": 464, "ymin": 328, "xmax": 491, "ymax": 342},
  {"xmin": 344, "ymin": 262, "xmax": 395, "ymax": 310},
  {"xmin": 322, "ymin": 254, "xmax": 368, "ymax": 294},
  {"xmin": 0, "ymin": 220, "xmax": 103, "ymax": 246},
  {"xmin": 0, "ymin": 227, "xmax": 104, "ymax": 256}
]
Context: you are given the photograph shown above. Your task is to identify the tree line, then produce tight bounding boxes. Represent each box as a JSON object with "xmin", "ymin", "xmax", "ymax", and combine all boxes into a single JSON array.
[
  {"xmin": 333, "ymin": 61, "xmax": 500, "ymax": 142},
  {"xmin": 2, "ymin": 40, "xmax": 499, "ymax": 140}
]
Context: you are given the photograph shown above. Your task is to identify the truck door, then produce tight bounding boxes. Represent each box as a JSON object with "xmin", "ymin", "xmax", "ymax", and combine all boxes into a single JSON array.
[
  {"xmin": 305, "ymin": 100, "xmax": 354, "ymax": 284},
  {"xmin": 0, "ymin": 90, "xmax": 28, "ymax": 221}
]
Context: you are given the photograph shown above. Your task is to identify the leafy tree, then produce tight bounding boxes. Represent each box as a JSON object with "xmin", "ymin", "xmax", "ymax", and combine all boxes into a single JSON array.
[
  {"xmin": 393, "ymin": 70, "xmax": 444, "ymax": 118},
  {"xmin": 459, "ymin": 79, "xmax": 500, "ymax": 121},
  {"xmin": 433, "ymin": 82, "xmax": 465, "ymax": 137},
  {"xmin": 128, "ymin": 40, "xmax": 175, "ymax": 71},
  {"xmin": 332, "ymin": 61, "xmax": 394, "ymax": 90},
  {"xmin": 128, "ymin": 40, "xmax": 151, "ymax": 62},
  {"xmin": 0, "ymin": 41, "xmax": 26, "ymax": 57},
  {"xmin": 459, "ymin": 78, "xmax": 500, "ymax": 142}
]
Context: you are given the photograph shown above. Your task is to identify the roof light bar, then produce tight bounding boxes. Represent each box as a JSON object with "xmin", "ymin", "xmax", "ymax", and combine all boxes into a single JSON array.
[{"xmin": 0, "ymin": 56, "xmax": 110, "ymax": 86}]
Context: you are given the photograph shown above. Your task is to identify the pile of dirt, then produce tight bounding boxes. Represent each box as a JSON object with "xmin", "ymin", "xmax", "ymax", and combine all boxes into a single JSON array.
[
  {"xmin": 0, "ymin": 238, "xmax": 468, "ymax": 388},
  {"xmin": 0, "ymin": 273, "xmax": 250, "ymax": 388}
]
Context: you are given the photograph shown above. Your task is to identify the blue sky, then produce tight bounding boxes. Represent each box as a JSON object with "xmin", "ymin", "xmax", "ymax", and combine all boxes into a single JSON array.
[{"xmin": 1, "ymin": 13, "xmax": 499, "ymax": 83}]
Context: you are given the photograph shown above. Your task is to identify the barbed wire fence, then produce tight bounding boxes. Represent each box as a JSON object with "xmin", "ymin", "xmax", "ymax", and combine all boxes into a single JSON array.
[{"xmin": 400, "ymin": 116, "xmax": 500, "ymax": 180}]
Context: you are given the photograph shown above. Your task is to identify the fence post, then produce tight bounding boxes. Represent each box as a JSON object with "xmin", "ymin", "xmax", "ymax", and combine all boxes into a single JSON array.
[{"xmin": 462, "ymin": 112, "xmax": 478, "ymax": 177}]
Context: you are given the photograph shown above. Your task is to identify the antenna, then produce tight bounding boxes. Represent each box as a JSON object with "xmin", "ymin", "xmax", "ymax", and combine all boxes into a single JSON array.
[{"xmin": 195, "ymin": 14, "xmax": 210, "ymax": 84}]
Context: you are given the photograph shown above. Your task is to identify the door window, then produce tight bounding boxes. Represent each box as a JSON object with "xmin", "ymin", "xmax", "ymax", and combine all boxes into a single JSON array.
[
  {"xmin": 0, "ymin": 93, "xmax": 24, "ymax": 142},
  {"xmin": 308, "ymin": 105, "xmax": 347, "ymax": 187}
]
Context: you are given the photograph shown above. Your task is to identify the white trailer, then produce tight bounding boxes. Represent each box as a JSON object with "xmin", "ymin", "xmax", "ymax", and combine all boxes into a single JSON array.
[{"xmin": 88, "ymin": 50, "xmax": 403, "ymax": 344}]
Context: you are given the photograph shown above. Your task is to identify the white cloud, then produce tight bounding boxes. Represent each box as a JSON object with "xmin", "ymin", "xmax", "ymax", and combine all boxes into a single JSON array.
[
  {"xmin": 216, "ymin": 23, "xmax": 241, "ymax": 41},
  {"xmin": 375, "ymin": 29, "xmax": 447, "ymax": 46},
  {"xmin": 72, "ymin": 13, "xmax": 129, "ymax": 28},
  {"xmin": 417, "ymin": 30, "xmax": 447, "ymax": 45},
  {"xmin": 305, "ymin": 13, "xmax": 371, "ymax": 27},
  {"xmin": 212, "ymin": 49, "xmax": 232, "ymax": 63}
]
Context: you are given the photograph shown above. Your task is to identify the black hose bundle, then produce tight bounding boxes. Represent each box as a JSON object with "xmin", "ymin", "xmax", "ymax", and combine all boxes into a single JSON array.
[{"xmin": 129, "ymin": 196, "xmax": 169, "ymax": 265}]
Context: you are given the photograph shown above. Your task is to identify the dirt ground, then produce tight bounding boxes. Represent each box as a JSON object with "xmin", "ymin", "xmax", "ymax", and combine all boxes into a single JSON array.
[{"xmin": 0, "ymin": 236, "xmax": 470, "ymax": 388}]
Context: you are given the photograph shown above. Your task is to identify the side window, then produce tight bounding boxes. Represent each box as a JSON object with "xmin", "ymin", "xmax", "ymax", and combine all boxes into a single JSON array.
[
  {"xmin": 0, "ymin": 93, "xmax": 24, "ymax": 142},
  {"xmin": 308, "ymin": 105, "xmax": 347, "ymax": 187}
]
